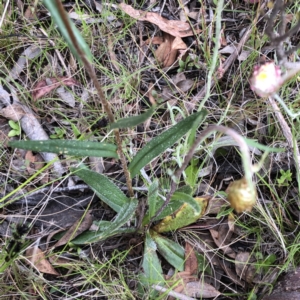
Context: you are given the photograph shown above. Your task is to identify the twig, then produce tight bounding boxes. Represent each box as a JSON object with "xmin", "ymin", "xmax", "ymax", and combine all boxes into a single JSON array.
[
  {"xmin": 54, "ymin": 0, "xmax": 134, "ymax": 197},
  {"xmin": 152, "ymin": 284, "xmax": 197, "ymax": 300}
]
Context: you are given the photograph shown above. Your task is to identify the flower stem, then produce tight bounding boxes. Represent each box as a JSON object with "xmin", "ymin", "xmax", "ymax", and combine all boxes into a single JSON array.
[
  {"xmin": 54, "ymin": 0, "xmax": 134, "ymax": 197},
  {"xmin": 151, "ymin": 125, "xmax": 255, "ymax": 222}
]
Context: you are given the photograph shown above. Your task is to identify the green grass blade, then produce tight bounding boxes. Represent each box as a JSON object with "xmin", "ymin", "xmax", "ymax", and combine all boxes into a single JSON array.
[
  {"xmin": 244, "ymin": 138, "xmax": 285, "ymax": 152},
  {"xmin": 129, "ymin": 110, "xmax": 207, "ymax": 177},
  {"xmin": 110, "ymin": 106, "xmax": 156, "ymax": 129},
  {"xmin": 9, "ymin": 140, "xmax": 118, "ymax": 158},
  {"xmin": 74, "ymin": 168, "xmax": 130, "ymax": 212},
  {"xmin": 43, "ymin": 0, "xmax": 93, "ymax": 62}
]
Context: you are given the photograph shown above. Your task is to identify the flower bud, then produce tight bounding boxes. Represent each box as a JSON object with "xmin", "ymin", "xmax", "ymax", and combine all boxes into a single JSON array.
[
  {"xmin": 226, "ymin": 177, "xmax": 256, "ymax": 213},
  {"xmin": 250, "ymin": 62, "xmax": 283, "ymax": 97}
]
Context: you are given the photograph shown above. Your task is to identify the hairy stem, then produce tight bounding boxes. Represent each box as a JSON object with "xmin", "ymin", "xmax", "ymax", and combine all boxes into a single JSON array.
[{"xmin": 54, "ymin": 0, "xmax": 134, "ymax": 197}]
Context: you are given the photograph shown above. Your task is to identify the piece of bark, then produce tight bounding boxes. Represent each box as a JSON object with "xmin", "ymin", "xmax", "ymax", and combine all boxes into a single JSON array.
[{"xmin": 263, "ymin": 267, "xmax": 300, "ymax": 300}]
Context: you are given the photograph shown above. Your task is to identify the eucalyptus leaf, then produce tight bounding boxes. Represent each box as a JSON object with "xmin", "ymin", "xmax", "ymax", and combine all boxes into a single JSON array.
[
  {"xmin": 9, "ymin": 140, "xmax": 118, "ymax": 158},
  {"xmin": 43, "ymin": 0, "xmax": 93, "ymax": 62},
  {"xmin": 110, "ymin": 106, "xmax": 156, "ymax": 129},
  {"xmin": 72, "ymin": 200, "xmax": 138, "ymax": 244},
  {"xmin": 73, "ymin": 168, "xmax": 130, "ymax": 212},
  {"xmin": 151, "ymin": 231, "xmax": 185, "ymax": 271},
  {"xmin": 129, "ymin": 110, "xmax": 207, "ymax": 177}
]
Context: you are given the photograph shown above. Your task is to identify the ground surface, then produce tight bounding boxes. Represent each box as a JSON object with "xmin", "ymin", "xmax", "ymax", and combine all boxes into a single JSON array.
[{"xmin": 1, "ymin": 1, "xmax": 300, "ymax": 299}]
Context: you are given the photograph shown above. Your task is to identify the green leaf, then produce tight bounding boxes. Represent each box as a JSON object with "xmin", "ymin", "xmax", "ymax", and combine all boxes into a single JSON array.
[
  {"xmin": 141, "ymin": 232, "xmax": 164, "ymax": 286},
  {"xmin": 110, "ymin": 107, "xmax": 156, "ymax": 129},
  {"xmin": 43, "ymin": 0, "xmax": 93, "ymax": 62},
  {"xmin": 129, "ymin": 110, "xmax": 207, "ymax": 177},
  {"xmin": 72, "ymin": 200, "xmax": 138, "ymax": 244},
  {"xmin": 9, "ymin": 140, "xmax": 118, "ymax": 158},
  {"xmin": 153, "ymin": 196, "xmax": 209, "ymax": 233},
  {"xmin": 185, "ymin": 158, "xmax": 199, "ymax": 188},
  {"xmin": 171, "ymin": 192, "xmax": 200, "ymax": 214},
  {"xmin": 142, "ymin": 186, "xmax": 194, "ymax": 226},
  {"xmin": 9, "ymin": 120, "xmax": 19, "ymax": 130},
  {"xmin": 8, "ymin": 130, "xmax": 19, "ymax": 137},
  {"xmin": 74, "ymin": 168, "xmax": 130, "ymax": 212},
  {"xmin": 151, "ymin": 231, "xmax": 185, "ymax": 271},
  {"xmin": 147, "ymin": 179, "xmax": 159, "ymax": 221},
  {"xmin": 72, "ymin": 228, "xmax": 136, "ymax": 245},
  {"xmin": 176, "ymin": 185, "xmax": 193, "ymax": 195}
]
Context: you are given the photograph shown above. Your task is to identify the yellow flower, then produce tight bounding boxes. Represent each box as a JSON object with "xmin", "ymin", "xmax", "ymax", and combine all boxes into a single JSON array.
[{"xmin": 250, "ymin": 62, "xmax": 283, "ymax": 97}]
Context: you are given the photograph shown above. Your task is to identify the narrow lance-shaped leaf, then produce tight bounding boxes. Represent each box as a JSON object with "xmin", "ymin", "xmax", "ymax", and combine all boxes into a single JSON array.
[
  {"xmin": 9, "ymin": 140, "xmax": 118, "ymax": 158},
  {"xmin": 141, "ymin": 232, "xmax": 164, "ymax": 286},
  {"xmin": 151, "ymin": 230, "xmax": 185, "ymax": 271},
  {"xmin": 73, "ymin": 168, "xmax": 129, "ymax": 213},
  {"xmin": 142, "ymin": 187, "xmax": 194, "ymax": 225},
  {"xmin": 110, "ymin": 106, "xmax": 156, "ymax": 129},
  {"xmin": 72, "ymin": 200, "xmax": 138, "ymax": 244},
  {"xmin": 129, "ymin": 110, "xmax": 207, "ymax": 177},
  {"xmin": 170, "ymin": 192, "xmax": 200, "ymax": 214},
  {"xmin": 147, "ymin": 179, "xmax": 159, "ymax": 220},
  {"xmin": 43, "ymin": 0, "xmax": 93, "ymax": 62}
]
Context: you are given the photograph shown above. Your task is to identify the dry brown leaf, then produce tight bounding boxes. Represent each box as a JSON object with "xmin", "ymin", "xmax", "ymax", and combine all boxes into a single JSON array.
[
  {"xmin": 25, "ymin": 151, "xmax": 45, "ymax": 175},
  {"xmin": 26, "ymin": 247, "xmax": 59, "ymax": 275},
  {"xmin": 155, "ymin": 33, "xmax": 187, "ymax": 67},
  {"xmin": 166, "ymin": 271, "xmax": 197, "ymax": 299},
  {"xmin": 184, "ymin": 242, "xmax": 198, "ymax": 275},
  {"xmin": 209, "ymin": 226, "xmax": 236, "ymax": 259},
  {"xmin": 119, "ymin": 3, "xmax": 201, "ymax": 38},
  {"xmin": 46, "ymin": 228, "xmax": 66, "ymax": 250},
  {"xmin": 0, "ymin": 104, "xmax": 26, "ymax": 121},
  {"xmin": 205, "ymin": 197, "xmax": 227, "ymax": 215},
  {"xmin": 235, "ymin": 252, "xmax": 260, "ymax": 283},
  {"xmin": 31, "ymin": 77, "xmax": 80, "ymax": 101},
  {"xmin": 185, "ymin": 281, "xmax": 221, "ymax": 298},
  {"xmin": 24, "ymin": 3, "xmax": 37, "ymax": 21},
  {"xmin": 144, "ymin": 36, "xmax": 164, "ymax": 45},
  {"xmin": 220, "ymin": 260, "xmax": 245, "ymax": 287},
  {"xmin": 54, "ymin": 210, "xmax": 93, "ymax": 248}
]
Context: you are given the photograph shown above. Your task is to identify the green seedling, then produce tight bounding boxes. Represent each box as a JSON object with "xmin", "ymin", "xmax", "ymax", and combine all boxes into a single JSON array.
[
  {"xmin": 50, "ymin": 127, "xmax": 66, "ymax": 139},
  {"xmin": 277, "ymin": 169, "xmax": 293, "ymax": 187},
  {"xmin": 8, "ymin": 120, "xmax": 21, "ymax": 137},
  {"xmin": 177, "ymin": 54, "xmax": 203, "ymax": 73}
]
